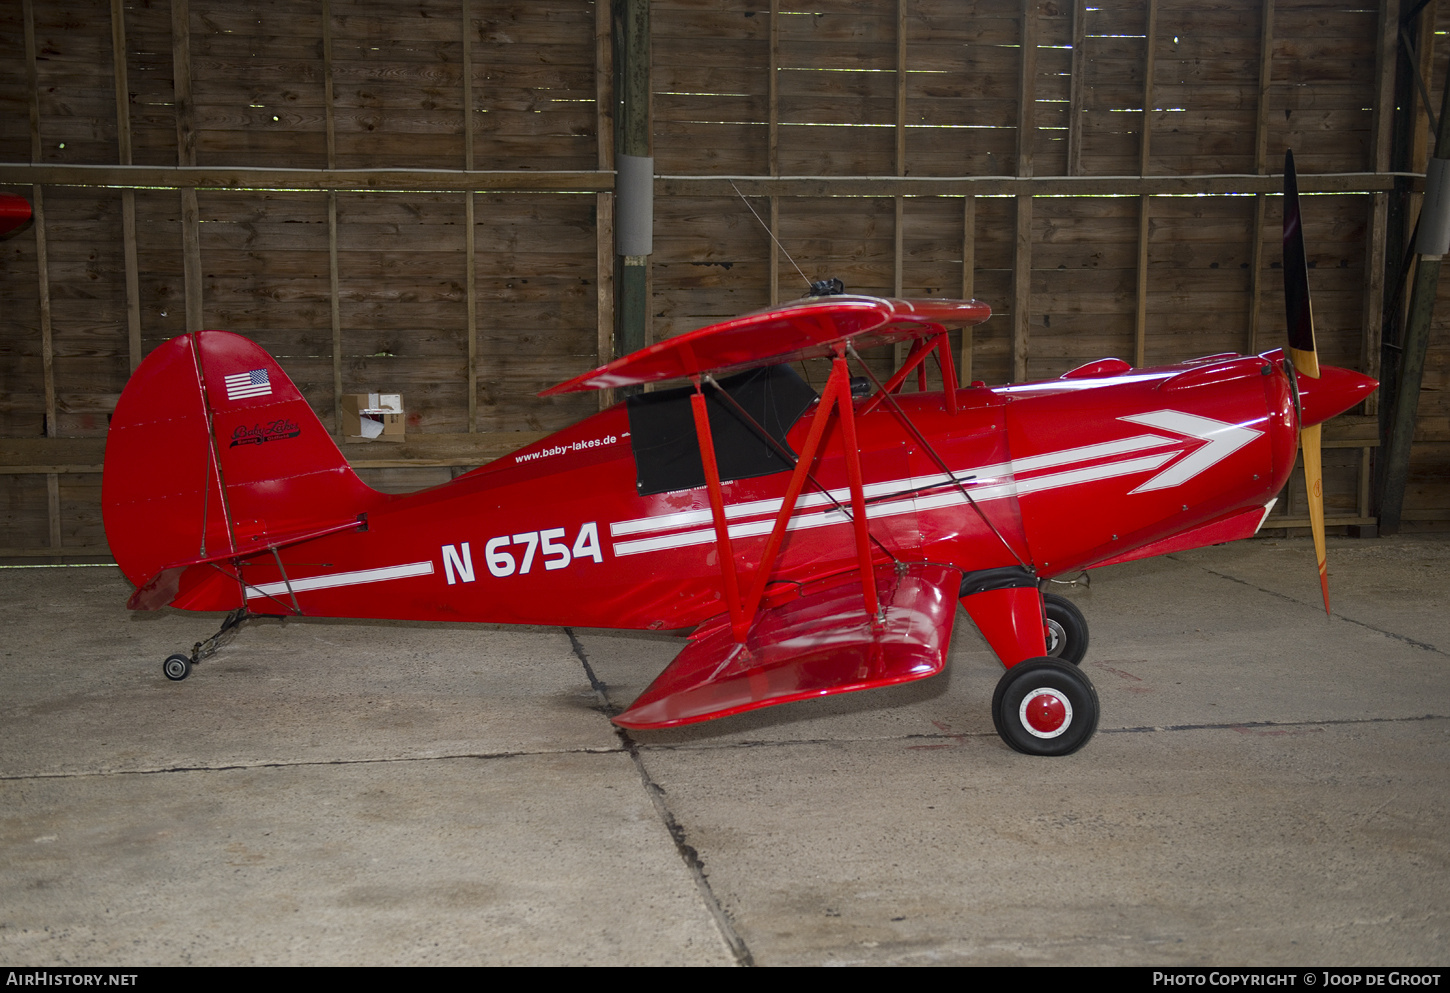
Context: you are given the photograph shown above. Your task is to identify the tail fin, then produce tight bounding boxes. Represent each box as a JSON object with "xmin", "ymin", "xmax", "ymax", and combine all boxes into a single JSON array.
[{"xmin": 103, "ymin": 330, "xmax": 380, "ymax": 609}]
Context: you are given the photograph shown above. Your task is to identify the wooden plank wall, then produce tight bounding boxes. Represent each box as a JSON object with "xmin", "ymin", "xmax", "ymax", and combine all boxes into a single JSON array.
[
  {"xmin": 648, "ymin": 0, "xmax": 1401, "ymax": 531},
  {"xmin": 0, "ymin": 0, "xmax": 1440, "ymax": 562},
  {"xmin": 0, "ymin": 0, "xmax": 612, "ymax": 559}
]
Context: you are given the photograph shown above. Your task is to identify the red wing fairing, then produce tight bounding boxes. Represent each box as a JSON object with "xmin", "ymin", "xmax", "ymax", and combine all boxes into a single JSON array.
[{"xmin": 615, "ymin": 562, "xmax": 961, "ymax": 729}]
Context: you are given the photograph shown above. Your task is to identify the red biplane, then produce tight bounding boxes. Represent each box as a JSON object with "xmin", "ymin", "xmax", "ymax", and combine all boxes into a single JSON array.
[{"xmin": 101, "ymin": 155, "xmax": 1375, "ymax": 755}]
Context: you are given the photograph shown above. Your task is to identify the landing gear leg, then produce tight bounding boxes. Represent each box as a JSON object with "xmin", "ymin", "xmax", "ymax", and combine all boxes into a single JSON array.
[{"xmin": 160, "ymin": 607, "xmax": 254, "ymax": 682}]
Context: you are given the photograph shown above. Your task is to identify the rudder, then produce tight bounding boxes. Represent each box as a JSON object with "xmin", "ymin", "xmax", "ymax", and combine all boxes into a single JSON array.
[{"xmin": 103, "ymin": 330, "xmax": 380, "ymax": 609}]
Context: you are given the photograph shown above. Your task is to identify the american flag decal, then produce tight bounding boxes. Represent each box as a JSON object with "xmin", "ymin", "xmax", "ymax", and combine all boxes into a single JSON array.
[{"xmin": 224, "ymin": 368, "xmax": 272, "ymax": 401}]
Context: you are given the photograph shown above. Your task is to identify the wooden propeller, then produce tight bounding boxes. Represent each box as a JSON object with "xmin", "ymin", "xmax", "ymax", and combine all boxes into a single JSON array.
[{"xmin": 1282, "ymin": 149, "xmax": 1331, "ymax": 616}]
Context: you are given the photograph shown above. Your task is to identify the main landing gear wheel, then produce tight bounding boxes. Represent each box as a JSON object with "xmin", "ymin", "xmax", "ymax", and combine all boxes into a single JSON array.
[
  {"xmin": 1042, "ymin": 592, "xmax": 1089, "ymax": 665},
  {"xmin": 163, "ymin": 653, "xmax": 192, "ymax": 681},
  {"xmin": 991, "ymin": 657, "xmax": 1099, "ymax": 756}
]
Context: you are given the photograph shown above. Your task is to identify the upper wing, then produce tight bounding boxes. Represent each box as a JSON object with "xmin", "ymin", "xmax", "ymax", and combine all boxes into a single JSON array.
[
  {"xmin": 613, "ymin": 562, "xmax": 962, "ymax": 729},
  {"xmin": 541, "ymin": 295, "xmax": 990, "ymax": 395}
]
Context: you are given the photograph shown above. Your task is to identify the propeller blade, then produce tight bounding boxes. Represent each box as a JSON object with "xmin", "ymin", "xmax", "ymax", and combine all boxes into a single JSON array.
[{"xmin": 1283, "ymin": 149, "xmax": 1330, "ymax": 616}]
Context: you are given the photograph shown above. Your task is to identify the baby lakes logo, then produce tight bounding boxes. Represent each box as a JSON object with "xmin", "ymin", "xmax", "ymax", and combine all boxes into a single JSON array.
[{"xmin": 229, "ymin": 418, "xmax": 301, "ymax": 447}]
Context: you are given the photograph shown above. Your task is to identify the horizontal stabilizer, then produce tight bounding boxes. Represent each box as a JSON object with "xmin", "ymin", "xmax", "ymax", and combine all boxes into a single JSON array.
[
  {"xmin": 125, "ymin": 516, "xmax": 368, "ymax": 611},
  {"xmin": 614, "ymin": 562, "xmax": 961, "ymax": 729}
]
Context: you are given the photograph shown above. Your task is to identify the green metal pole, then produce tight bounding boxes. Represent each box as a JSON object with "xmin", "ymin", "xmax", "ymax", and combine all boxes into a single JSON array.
[
  {"xmin": 614, "ymin": 0, "xmax": 650, "ymax": 366},
  {"xmin": 1380, "ymin": 53, "xmax": 1450, "ymax": 534}
]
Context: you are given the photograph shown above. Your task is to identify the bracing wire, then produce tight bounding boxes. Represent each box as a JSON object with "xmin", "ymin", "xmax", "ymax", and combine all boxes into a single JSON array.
[{"xmin": 729, "ymin": 181, "xmax": 812, "ymax": 291}]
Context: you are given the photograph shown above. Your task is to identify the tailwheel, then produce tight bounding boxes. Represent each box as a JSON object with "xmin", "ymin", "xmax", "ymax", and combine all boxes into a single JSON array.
[
  {"xmin": 991, "ymin": 657, "xmax": 1099, "ymax": 756},
  {"xmin": 1042, "ymin": 592, "xmax": 1089, "ymax": 665},
  {"xmin": 163, "ymin": 653, "xmax": 192, "ymax": 681}
]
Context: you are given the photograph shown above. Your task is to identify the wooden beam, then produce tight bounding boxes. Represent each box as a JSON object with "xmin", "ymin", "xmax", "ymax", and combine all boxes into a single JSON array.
[
  {"xmin": 33, "ymin": 183, "xmax": 59, "ymax": 550},
  {"xmin": 33, "ymin": 187, "xmax": 53, "ymax": 439},
  {"xmin": 1373, "ymin": 0, "xmax": 1401, "ymax": 176},
  {"xmin": 1013, "ymin": 194, "xmax": 1032, "ymax": 382},
  {"xmin": 120, "ymin": 190, "xmax": 140, "ymax": 371},
  {"xmin": 463, "ymin": 3, "xmax": 478, "ymax": 430},
  {"xmin": 110, "ymin": 0, "xmax": 131, "ymax": 166},
  {"xmin": 769, "ymin": 1, "xmax": 781, "ymax": 305},
  {"xmin": 23, "ymin": 0, "xmax": 38, "ymax": 162},
  {"xmin": 1067, "ymin": 0, "xmax": 1086, "ymax": 177},
  {"xmin": 1411, "ymin": 2, "xmax": 1438, "ymax": 175},
  {"xmin": 1133, "ymin": 0, "xmax": 1158, "ymax": 369},
  {"xmin": 769, "ymin": 0, "xmax": 779, "ymax": 175},
  {"xmin": 0, "ymin": 548, "xmax": 112, "ymax": 560},
  {"xmin": 960, "ymin": 194, "xmax": 976, "ymax": 384},
  {"xmin": 172, "ymin": 0, "xmax": 202, "ymax": 333},
  {"xmin": 1364, "ymin": 191, "xmax": 1389, "ymax": 396},
  {"xmin": 1254, "ymin": 0, "xmax": 1276, "ymax": 174},
  {"xmin": 1134, "ymin": 196, "xmax": 1150, "ymax": 368},
  {"xmin": 171, "ymin": 0, "xmax": 194, "ymax": 168},
  {"xmin": 323, "ymin": 0, "xmax": 335, "ymax": 169},
  {"xmin": 0, "ymin": 165, "xmax": 1404, "ymax": 198},
  {"xmin": 462, "ymin": 0, "xmax": 474, "ymax": 173},
  {"xmin": 466, "ymin": 191, "xmax": 478, "ymax": 430},
  {"xmin": 597, "ymin": 0, "xmax": 613, "ymax": 173},
  {"xmin": 770, "ymin": 196, "xmax": 780, "ymax": 305},
  {"xmin": 47, "ymin": 473, "xmax": 61, "ymax": 551},
  {"xmin": 1016, "ymin": 0, "xmax": 1037, "ymax": 179},
  {"xmin": 181, "ymin": 187, "xmax": 202, "ymax": 333},
  {"xmin": 1139, "ymin": 0, "xmax": 1157, "ymax": 174},
  {"xmin": 655, "ymin": 173, "xmax": 1400, "ymax": 198},
  {"xmin": 1248, "ymin": 0, "xmax": 1275, "ymax": 355},
  {"xmin": 329, "ymin": 191, "xmax": 342, "ymax": 436},
  {"xmin": 112, "ymin": 0, "xmax": 141, "ymax": 371},
  {"xmin": 1249, "ymin": 193, "xmax": 1267, "ymax": 354},
  {"xmin": 0, "ymin": 164, "xmax": 615, "ymax": 193},
  {"xmin": 321, "ymin": 1, "xmax": 341, "ymax": 435},
  {"xmin": 896, "ymin": 0, "xmax": 907, "ymax": 176},
  {"xmin": 29, "ymin": 0, "xmax": 54, "ymax": 549}
]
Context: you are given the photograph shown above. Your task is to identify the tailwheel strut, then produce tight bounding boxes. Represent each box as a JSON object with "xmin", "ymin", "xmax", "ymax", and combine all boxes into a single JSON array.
[{"xmin": 161, "ymin": 607, "xmax": 272, "ymax": 682}]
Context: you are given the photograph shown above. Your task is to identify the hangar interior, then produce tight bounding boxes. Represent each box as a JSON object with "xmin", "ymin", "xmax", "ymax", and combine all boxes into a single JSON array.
[
  {"xmin": 2, "ymin": 0, "xmax": 1449, "ymax": 969},
  {"xmin": 2, "ymin": 0, "xmax": 1450, "ymax": 553}
]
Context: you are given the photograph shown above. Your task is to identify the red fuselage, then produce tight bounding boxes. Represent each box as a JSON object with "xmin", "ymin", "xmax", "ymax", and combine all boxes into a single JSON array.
[{"xmin": 183, "ymin": 351, "xmax": 1368, "ymax": 631}]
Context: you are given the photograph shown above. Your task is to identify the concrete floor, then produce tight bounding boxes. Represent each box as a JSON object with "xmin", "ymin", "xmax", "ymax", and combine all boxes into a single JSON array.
[{"xmin": 1, "ymin": 535, "xmax": 1447, "ymax": 966}]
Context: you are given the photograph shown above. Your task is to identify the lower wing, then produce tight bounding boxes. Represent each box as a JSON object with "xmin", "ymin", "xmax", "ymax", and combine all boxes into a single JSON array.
[{"xmin": 614, "ymin": 562, "xmax": 961, "ymax": 729}]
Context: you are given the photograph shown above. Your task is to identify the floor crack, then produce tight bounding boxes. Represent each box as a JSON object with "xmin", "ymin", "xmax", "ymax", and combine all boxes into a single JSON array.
[
  {"xmin": 564, "ymin": 627, "xmax": 754, "ymax": 967},
  {"xmin": 1176, "ymin": 558, "xmax": 1447, "ymax": 656}
]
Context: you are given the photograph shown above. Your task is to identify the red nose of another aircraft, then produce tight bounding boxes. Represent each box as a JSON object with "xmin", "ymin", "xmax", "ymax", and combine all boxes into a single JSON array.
[{"xmin": 1295, "ymin": 363, "xmax": 1378, "ymax": 428}]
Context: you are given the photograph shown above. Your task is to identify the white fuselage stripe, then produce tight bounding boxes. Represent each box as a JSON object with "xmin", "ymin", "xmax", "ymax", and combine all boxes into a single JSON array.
[
  {"xmin": 245, "ymin": 561, "xmax": 435, "ymax": 600},
  {"xmin": 610, "ymin": 451, "xmax": 1178, "ymax": 557},
  {"xmin": 607, "ymin": 433, "xmax": 1178, "ymax": 541}
]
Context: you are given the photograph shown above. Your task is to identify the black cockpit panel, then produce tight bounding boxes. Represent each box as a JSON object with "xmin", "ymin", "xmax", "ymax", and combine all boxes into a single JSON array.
[{"xmin": 626, "ymin": 364, "xmax": 818, "ymax": 496}]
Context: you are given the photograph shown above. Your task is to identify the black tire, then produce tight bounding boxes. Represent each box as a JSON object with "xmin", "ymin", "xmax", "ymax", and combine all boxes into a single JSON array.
[
  {"xmin": 163, "ymin": 653, "xmax": 192, "ymax": 681},
  {"xmin": 1042, "ymin": 592, "xmax": 1088, "ymax": 665},
  {"xmin": 991, "ymin": 657, "xmax": 1099, "ymax": 756}
]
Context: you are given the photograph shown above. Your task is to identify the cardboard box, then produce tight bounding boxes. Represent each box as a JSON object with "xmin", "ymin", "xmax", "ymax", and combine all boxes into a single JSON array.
[{"xmin": 341, "ymin": 393, "xmax": 405, "ymax": 442}]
